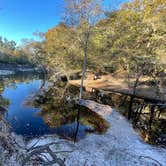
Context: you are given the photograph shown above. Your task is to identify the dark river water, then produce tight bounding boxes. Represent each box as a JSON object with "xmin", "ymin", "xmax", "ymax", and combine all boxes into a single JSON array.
[
  {"xmin": 0, "ymin": 73, "xmax": 108, "ymax": 140},
  {"xmin": 1, "ymin": 73, "xmax": 164, "ymax": 144},
  {"xmin": 1, "ymin": 74, "xmax": 54, "ymax": 137}
]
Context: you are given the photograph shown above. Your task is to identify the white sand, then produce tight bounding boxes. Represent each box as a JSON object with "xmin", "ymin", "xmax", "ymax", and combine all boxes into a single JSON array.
[{"xmin": 28, "ymin": 100, "xmax": 166, "ymax": 166}]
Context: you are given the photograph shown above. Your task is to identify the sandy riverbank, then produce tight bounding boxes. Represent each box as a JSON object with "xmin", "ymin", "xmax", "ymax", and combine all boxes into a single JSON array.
[{"xmin": 26, "ymin": 100, "xmax": 166, "ymax": 166}]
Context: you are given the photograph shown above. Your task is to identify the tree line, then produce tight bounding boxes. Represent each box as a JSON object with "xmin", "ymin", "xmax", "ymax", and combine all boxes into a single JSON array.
[
  {"xmin": 0, "ymin": 37, "xmax": 31, "ymax": 64},
  {"xmin": 24, "ymin": 0, "xmax": 165, "ymax": 74},
  {"xmin": 1, "ymin": 0, "xmax": 165, "ymax": 93},
  {"xmin": 21, "ymin": 0, "xmax": 165, "ymax": 97}
]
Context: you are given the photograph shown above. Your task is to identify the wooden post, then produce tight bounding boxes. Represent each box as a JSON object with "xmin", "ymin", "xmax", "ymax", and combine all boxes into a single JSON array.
[
  {"xmin": 128, "ymin": 96, "xmax": 134, "ymax": 120},
  {"xmin": 149, "ymin": 105, "xmax": 155, "ymax": 130},
  {"xmin": 134, "ymin": 103, "xmax": 144, "ymax": 125}
]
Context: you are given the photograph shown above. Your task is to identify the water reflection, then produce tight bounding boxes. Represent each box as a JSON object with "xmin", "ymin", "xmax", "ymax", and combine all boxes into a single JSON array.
[
  {"xmin": 33, "ymin": 83, "xmax": 109, "ymax": 140},
  {"xmin": 1, "ymin": 73, "xmax": 49, "ymax": 137},
  {"xmin": 93, "ymin": 90, "xmax": 166, "ymax": 145},
  {"xmin": 0, "ymin": 73, "xmax": 109, "ymax": 140}
]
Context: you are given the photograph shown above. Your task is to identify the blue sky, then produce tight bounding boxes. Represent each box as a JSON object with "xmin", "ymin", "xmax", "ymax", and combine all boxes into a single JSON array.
[{"xmin": 0, "ymin": 0, "xmax": 129, "ymax": 45}]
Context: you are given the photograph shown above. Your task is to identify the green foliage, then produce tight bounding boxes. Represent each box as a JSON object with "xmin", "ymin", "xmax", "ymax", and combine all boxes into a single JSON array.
[
  {"xmin": 0, "ymin": 37, "xmax": 16, "ymax": 52},
  {"xmin": 45, "ymin": 23, "xmax": 83, "ymax": 71},
  {"xmin": 20, "ymin": 0, "xmax": 165, "ymax": 82},
  {"xmin": 0, "ymin": 37, "xmax": 31, "ymax": 65},
  {"xmin": 0, "ymin": 53, "xmax": 30, "ymax": 64}
]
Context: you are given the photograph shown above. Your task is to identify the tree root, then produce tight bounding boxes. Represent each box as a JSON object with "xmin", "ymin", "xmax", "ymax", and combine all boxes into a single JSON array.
[
  {"xmin": 21, "ymin": 142, "xmax": 70, "ymax": 166},
  {"xmin": 139, "ymin": 155, "xmax": 163, "ymax": 166}
]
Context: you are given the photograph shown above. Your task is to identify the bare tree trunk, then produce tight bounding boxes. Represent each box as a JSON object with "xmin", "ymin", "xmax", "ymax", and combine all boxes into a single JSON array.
[
  {"xmin": 75, "ymin": 33, "xmax": 89, "ymax": 142},
  {"xmin": 79, "ymin": 32, "xmax": 90, "ymax": 99}
]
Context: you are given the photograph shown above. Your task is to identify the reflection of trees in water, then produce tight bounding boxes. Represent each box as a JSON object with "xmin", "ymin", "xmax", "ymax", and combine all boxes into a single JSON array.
[
  {"xmin": 0, "ymin": 72, "xmax": 43, "ymax": 88},
  {"xmin": 0, "ymin": 72, "xmax": 43, "ymax": 117},
  {"xmin": 33, "ymin": 82, "xmax": 109, "ymax": 134},
  {"xmin": 0, "ymin": 79, "xmax": 10, "ymax": 111},
  {"xmin": 96, "ymin": 91, "xmax": 166, "ymax": 146}
]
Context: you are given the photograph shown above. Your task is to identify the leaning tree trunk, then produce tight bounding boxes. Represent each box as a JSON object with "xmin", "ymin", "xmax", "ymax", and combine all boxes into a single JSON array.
[{"xmin": 40, "ymin": 65, "xmax": 47, "ymax": 90}]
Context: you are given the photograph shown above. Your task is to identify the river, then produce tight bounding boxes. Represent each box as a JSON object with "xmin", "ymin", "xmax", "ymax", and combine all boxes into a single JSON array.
[{"xmin": 0, "ymin": 73, "xmax": 108, "ymax": 140}]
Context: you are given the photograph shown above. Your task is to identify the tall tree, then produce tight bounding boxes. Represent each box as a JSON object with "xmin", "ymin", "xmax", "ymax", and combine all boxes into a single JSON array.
[
  {"xmin": 64, "ymin": 0, "xmax": 104, "ymax": 142},
  {"xmin": 64, "ymin": 0, "xmax": 104, "ymax": 99}
]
